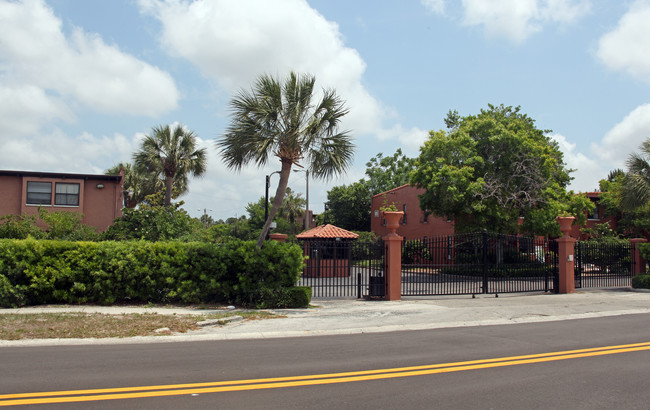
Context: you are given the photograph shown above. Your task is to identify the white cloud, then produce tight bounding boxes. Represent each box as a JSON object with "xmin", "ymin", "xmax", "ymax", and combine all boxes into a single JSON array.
[
  {"xmin": 551, "ymin": 133, "xmax": 603, "ymax": 192},
  {"xmin": 592, "ymin": 103, "xmax": 650, "ymax": 167},
  {"xmin": 0, "ymin": 0, "xmax": 179, "ymax": 120},
  {"xmin": 0, "ymin": 128, "xmax": 137, "ymax": 174},
  {"xmin": 138, "ymin": 0, "xmax": 397, "ymax": 140},
  {"xmin": 460, "ymin": 0, "xmax": 590, "ymax": 43},
  {"xmin": 597, "ymin": 1, "xmax": 650, "ymax": 83},
  {"xmin": 421, "ymin": 0, "xmax": 446, "ymax": 15}
]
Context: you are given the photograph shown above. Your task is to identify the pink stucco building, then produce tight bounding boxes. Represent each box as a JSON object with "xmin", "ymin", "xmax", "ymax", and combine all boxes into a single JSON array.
[{"xmin": 0, "ymin": 170, "xmax": 124, "ymax": 232}]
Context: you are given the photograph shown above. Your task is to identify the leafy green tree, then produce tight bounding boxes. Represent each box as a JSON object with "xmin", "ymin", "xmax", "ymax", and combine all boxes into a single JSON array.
[
  {"xmin": 598, "ymin": 170, "xmax": 650, "ymax": 238},
  {"xmin": 363, "ymin": 148, "xmax": 416, "ymax": 195},
  {"xmin": 134, "ymin": 124, "xmax": 207, "ymax": 208},
  {"xmin": 621, "ymin": 139, "xmax": 650, "ymax": 211},
  {"xmin": 277, "ymin": 188, "xmax": 306, "ymax": 234},
  {"xmin": 106, "ymin": 162, "xmax": 162, "ymax": 208},
  {"xmin": 411, "ymin": 104, "xmax": 578, "ymax": 235},
  {"xmin": 217, "ymin": 71, "xmax": 354, "ymax": 248},
  {"xmin": 319, "ymin": 181, "xmax": 371, "ymax": 231}
]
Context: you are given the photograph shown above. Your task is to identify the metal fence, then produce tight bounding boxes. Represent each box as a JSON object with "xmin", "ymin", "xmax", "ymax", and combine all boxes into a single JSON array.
[
  {"xmin": 401, "ymin": 232, "xmax": 558, "ymax": 296},
  {"xmin": 296, "ymin": 238, "xmax": 384, "ymax": 298},
  {"xmin": 576, "ymin": 240, "xmax": 632, "ymax": 288}
]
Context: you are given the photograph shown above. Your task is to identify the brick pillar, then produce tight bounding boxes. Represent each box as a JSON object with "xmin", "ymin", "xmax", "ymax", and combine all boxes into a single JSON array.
[
  {"xmin": 556, "ymin": 216, "xmax": 576, "ymax": 294},
  {"xmin": 630, "ymin": 238, "xmax": 648, "ymax": 276},
  {"xmin": 382, "ymin": 211, "xmax": 404, "ymax": 301}
]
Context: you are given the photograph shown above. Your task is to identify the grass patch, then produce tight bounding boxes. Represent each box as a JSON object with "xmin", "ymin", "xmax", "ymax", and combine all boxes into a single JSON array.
[{"xmin": 0, "ymin": 311, "xmax": 279, "ymax": 340}]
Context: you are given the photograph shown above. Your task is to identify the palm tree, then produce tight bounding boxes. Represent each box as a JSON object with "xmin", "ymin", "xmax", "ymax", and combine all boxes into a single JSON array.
[
  {"xmin": 621, "ymin": 139, "xmax": 650, "ymax": 211},
  {"xmin": 217, "ymin": 72, "xmax": 354, "ymax": 247},
  {"xmin": 106, "ymin": 162, "xmax": 162, "ymax": 208},
  {"xmin": 278, "ymin": 188, "xmax": 306, "ymax": 234},
  {"xmin": 134, "ymin": 124, "xmax": 207, "ymax": 208}
]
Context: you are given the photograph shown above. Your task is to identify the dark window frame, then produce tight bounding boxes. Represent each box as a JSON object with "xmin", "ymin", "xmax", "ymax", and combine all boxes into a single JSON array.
[
  {"xmin": 26, "ymin": 181, "xmax": 52, "ymax": 205},
  {"xmin": 54, "ymin": 182, "xmax": 80, "ymax": 206}
]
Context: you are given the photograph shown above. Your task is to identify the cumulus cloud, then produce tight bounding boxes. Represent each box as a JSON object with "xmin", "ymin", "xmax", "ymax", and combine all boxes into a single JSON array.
[
  {"xmin": 0, "ymin": 128, "xmax": 137, "ymax": 174},
  {"xmin": 460, "ymin": 0, "xmax": 591, "ymax": 43},
  {"xmin": 138, "ymin": 0, "xmax": 394, "ymax": 139},
  {"xmin": 551, "ymin": 133, "xmax": 603, "ymax": 192},
  {"xmin": 597, "ymin": 1, "xmax": 650, "ymax": 83},
  {"xmin": 0, "ymin": 0, "xmax": 179, "ymax": 121},
  {"xmin": 592, "ymin": 104, "xmax": 650, "ymax": 167}
]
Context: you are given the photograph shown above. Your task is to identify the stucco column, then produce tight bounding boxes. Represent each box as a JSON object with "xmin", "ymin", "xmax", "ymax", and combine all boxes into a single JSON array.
[
  {"xmin": 630, "ymin": 238, "xmax": 648, "ymax": 276},
  {"xmin": 556, "ymin": 216, "xmax": 576, "ymax": 294},
  {"xmin": 382, "ymin": 211, "xmax": 404, "ymax": 301}
]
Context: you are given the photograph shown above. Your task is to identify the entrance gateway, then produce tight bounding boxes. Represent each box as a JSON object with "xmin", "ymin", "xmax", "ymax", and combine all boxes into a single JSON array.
[{"xmin": 297, "ymin": 232, "xmax": 635, "ymax": 299}]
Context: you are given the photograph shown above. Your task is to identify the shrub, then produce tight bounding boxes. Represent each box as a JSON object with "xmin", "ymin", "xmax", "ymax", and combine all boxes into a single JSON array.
[
  {"xmin": 632, "ymin": 274, "xmax": 650, "ymax": 289},
  {"xmin": 0, "ymin": 239, "xmax": 304, "ymax": 308},
  {"xmin": 102, "ymin": 207, "xmax": 198, "ymax": 241},
  {"xmin": 0, "ymin": 214, "xmax": 44, "ymax": 239}
]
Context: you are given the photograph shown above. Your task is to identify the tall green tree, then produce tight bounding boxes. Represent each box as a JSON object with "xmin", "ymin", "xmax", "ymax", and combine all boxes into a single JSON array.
[
  {"xmin": 363, "ymin": 148, "xmax": 416, "ymax": 195},
  {"xmin": 621, "ymin": 139, "xmax": 650, "ymax": 211},
  {"xmin": 217, "ymin": 71, "xmax": 354, "ymax": 247},
  {"xmin": 319, "ymin": 181, "xmax": 371, "ymax": 231},
  {"xmin": 411, "ymin": 104, "xmax": 577, "ymax": 235},
  {"xmin": 134, "ymin": 124, "xmax": 207, "ymax": 208},
  {"xmin": 106, "ymin": 162, "xmax": 162, "ymax": 208}
]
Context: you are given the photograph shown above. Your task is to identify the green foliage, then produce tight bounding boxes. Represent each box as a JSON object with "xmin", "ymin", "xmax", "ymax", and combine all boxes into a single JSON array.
[
  {"xmin": 102, "ymin": 207, "xmax": 198, "ymax": 241},
  {"xmin": 217, "ymin": 71, "xmax": 354, "ymax": 248},
  {"xmin": 320, "ymin": 181, "xmax": 371, "ymax": 231},
  {"xmin": 37, "ymin": 208, "xmax": 100, "ymax": 241},
  {"xmin": 0, "ymin": 210, "xmax": 99, "ymax": 241},
  {"xmin": 412, "ymin": 104, "xmax": 573, "ymax": 235},
  {"xmin": 598, "ymin": 171, "xmax": 650, "ymax": 238},
  {"xmin": 0, "ymin": 239, "xmax": 304, "ymax": 308},
  {"xmin": 0, "ymin": 214, "xmax": 44, "ymax": 239},
  {"xmin": 363, "ymin": 148, "xmax": 416, "ymax": 195},
  {"xmin": 402, "ymin": 240, "xmax": 432, "ymax": 264},
  {"xmin": 632, "ymin": 274, "xmax": 650, "ymax": 289}
]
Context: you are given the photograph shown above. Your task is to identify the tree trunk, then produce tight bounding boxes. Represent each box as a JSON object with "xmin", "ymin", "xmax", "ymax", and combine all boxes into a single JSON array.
[
  {"xmin": 257, "ymin": 161, "xmax": 292, "ymax": 248},
  {"xmin": 164, "ymin": 175, "xmax": 174, "ymax": 208}
]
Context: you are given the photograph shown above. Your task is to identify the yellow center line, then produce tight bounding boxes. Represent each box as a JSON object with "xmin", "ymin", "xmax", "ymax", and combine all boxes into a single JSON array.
[{"xmin": 2, "ymin": 341, "xmax": 650, "ymax": 406}]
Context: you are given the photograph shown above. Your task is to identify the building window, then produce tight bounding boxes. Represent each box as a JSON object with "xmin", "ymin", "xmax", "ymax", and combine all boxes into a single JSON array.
[
  {"xmin": 589, "ymin": 199, "xmax": 599, "ymax": 220},
  {"xmin": 55, "ymin": 183, "xmax": 80, "ymax": 206},
  {"xmin": 26, "ymin": 182, "xmax": 52, "ymax": 205},
  {"xmin": 402, "ymin": 204, "xmax": 407, "ymax": 224}
]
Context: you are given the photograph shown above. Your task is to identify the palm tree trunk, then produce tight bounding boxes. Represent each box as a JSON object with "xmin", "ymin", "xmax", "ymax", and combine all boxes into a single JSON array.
[
  {"xmin": 164, "ymin": 176, "xmax": 174, "ymax": 207},
  {"xmin": 257, "ymin": 161, "xmax": 292, "ymax": 248}
]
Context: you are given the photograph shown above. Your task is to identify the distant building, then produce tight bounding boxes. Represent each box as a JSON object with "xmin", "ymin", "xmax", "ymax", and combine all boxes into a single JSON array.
[
  {"xmin": 371, "ymin": 185, "xmax": 616, "ymax": 240},
  {"xmin": 0, "ymin": 169, "xmax": 124, "ymax": 232},
  {"xmin": 371, "ymin": 185, "xmax": 455, "ymax": 239}
]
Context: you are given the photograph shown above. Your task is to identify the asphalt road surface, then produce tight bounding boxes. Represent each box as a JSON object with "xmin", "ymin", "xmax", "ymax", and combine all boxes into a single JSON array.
[{"xmin": 2, "ymin": 314, "xmax": 650, "ymax": 409}]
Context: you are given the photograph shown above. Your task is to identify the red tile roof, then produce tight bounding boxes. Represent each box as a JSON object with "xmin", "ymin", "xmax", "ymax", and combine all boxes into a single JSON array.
[{"xmin": 296, "ymin": 224, "xmax": 359, "ymax": 239}]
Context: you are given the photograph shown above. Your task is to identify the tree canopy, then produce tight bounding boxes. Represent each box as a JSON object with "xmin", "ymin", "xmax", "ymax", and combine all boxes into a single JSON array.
[
  {"xmin": 411, "ymin": 104, "xmax": 583, "ymax": 235},
  {"xmin": 217, "ymin": 71, "xmax": 354, "ymax": 247},
  {"xmin": 133, "ymin": 124, "xmax": 207, "ymax": 208},
  {"xmin": 319, "ymin": 181, "xmax": 371, "ymax": 231},
  {"xmin": 363, "ymin": 148, "xmax": 416, "ymax": 195}
]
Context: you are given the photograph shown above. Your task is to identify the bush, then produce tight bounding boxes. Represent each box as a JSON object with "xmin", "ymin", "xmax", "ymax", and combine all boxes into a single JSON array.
[
  {"xmin": 102, "ymin": 207, "xmax": 198, "ymax": 241},
  {"xmin": 0, "ymin": 238, "xmax": 305, "ymax": 308},
  {"xmin": 632, "ymin": 274, "xmax": 650, "ymax": 289}
]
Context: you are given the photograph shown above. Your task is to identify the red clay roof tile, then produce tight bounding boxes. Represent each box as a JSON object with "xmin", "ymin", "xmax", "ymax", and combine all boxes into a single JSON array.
[{"xmin": 296, "ymin": 224, "xmax": 359, "ymax": 239}]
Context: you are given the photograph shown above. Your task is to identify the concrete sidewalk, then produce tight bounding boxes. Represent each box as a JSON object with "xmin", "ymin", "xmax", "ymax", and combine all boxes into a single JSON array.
[{"xmin": 2, "ymin": 288, "xmax": 650, "ymax": 347}]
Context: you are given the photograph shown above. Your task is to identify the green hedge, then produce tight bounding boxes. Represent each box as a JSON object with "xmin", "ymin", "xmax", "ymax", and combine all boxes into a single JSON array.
[
  {"xmin": 632, "ymin": 274, "xmax": 650, "ymax": 289},
  {"xmin": 0, "ymin": 239, "xmax": 305, "ymax": 308}
]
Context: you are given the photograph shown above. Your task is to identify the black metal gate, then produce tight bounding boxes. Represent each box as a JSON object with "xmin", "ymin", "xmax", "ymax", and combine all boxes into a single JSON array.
[
  {"xmin": 297, "ymin": 238, "xmax": 384, "ymax": 298},
  {"xmin": 575, "ymin": 240, "xmax": 632, "ymax": 288},
  {"xmin": 401, "ymin": 232, "xmax": 558, "ymax": 296}
]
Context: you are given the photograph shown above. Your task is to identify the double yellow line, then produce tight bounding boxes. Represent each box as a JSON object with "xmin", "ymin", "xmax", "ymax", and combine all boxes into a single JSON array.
[{"xmin": 3, "ymin": 341, "xmax": 650, "ymax": 406}]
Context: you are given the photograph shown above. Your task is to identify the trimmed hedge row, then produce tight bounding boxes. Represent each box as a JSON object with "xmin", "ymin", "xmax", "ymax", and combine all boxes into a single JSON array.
[{"xmin": 0, "ymin": 239, "xmax": 306, "ymax": 308}]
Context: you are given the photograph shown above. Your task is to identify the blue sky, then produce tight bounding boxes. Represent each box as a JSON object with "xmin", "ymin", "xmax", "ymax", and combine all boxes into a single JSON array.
[{"xmin": 1, "ymin": 0, "xmax": 649, "ymax": 221}]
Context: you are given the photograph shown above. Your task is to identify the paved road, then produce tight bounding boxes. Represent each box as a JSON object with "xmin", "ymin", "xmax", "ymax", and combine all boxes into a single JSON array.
[{"xmin": 3, "ymin": 313, "xmax": 650, "ymax": 409}]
